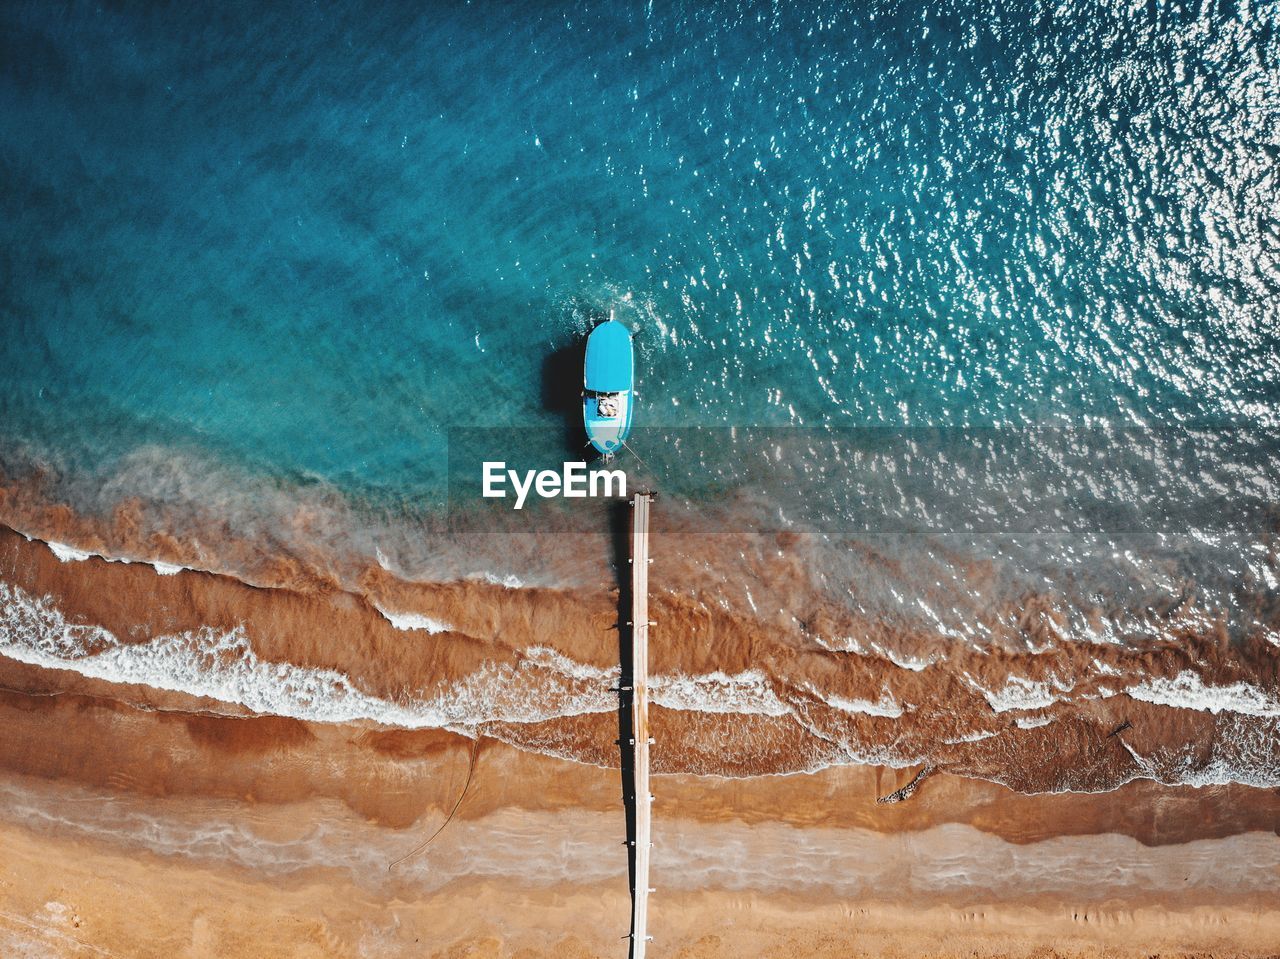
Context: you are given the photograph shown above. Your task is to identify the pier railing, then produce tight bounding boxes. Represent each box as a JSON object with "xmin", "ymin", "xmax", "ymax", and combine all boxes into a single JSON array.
[{"xmin": 628, "ymin": 492, "xmax": 653, "ymax": 958}]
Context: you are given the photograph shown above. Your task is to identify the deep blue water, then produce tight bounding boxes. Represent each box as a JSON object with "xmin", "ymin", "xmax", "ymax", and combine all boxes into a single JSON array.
[{"xmin": 1, "ymin": 0, "xmax": 1278, "ymax": 615}]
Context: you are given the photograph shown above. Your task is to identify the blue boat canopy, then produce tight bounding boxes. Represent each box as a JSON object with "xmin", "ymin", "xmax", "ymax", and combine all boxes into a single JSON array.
[
  {"xmin": 584, "ymin": 320, "xmax": 633, "ymax": 393},
  {"xmin": 582, "ymin": 318, "xmax": 635, "ymax": 457}
]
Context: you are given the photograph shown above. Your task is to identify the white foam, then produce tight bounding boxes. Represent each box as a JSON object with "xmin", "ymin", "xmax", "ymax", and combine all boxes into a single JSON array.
[
  {"xmin": 1126, "ymin": 670, "xmax": 1280, "ymax": 717},
  {"xmin": 1171, "ymin": 714, "xmax": 1280, "ymax": 788},
  {"xmin": 652, "ymin": 668, "xmax": 790, "ymax": 716},
  {"xmin": 46, "ymin": 541, "xmax": 92, "ymax": 563},
  {"xmin": 41, "ymin": 536, "xmax": 190, "ymax": 577},
  {"xmin": 881, "ymin": 647, "xmax": 933, "ymax": 672},
  {"xmin": 821, "ymin": 690, "xmax": 905, "ymax": 719},
  {"xmin": 835, "ymin": 743, "xmax": 919, "ymax": 768},
  {"xmin": 522, "ymin": 645, "xmax": 616, "ymax": 684},
  {"xmin": 375, "ymin": 607, "xmax": 451, "ymax": 634},
  {"xmin": 943, "ymin": 729, "xmax": 1000, "ymax": 744},
  {"xmin": 815, "ymin": 634, "xmax": 934, "ymax": 672},
  {"xmin": 0, "ymin": 581, "xmax": 824, "ymax": 731},
  {"xmin": 971, "ymin": 673, "xmax": 1070, "ymax": 713},
  {"xmin": 0, "ymin": 583, "xmax": 613, "ymax": 729}
]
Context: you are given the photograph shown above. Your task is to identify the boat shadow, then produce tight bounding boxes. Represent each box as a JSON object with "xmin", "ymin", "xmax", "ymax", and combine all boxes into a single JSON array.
[{"xmin": 541, "ymin": 338, "xmax": 594, "ymax": 460}]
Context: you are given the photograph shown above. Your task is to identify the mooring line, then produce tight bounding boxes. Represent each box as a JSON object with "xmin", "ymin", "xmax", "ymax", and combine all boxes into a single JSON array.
[{"xmin": 387, "ymin": 732, "xmax": 482, "ymax": 870}]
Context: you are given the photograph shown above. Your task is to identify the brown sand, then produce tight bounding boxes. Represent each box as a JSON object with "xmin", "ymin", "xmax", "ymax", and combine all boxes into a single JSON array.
[
  {"xmin": 4, "ymin": 818, "xmax": 1280, "ymax": 959},
  {"xmin": 1, "ymin": 673, "xmax": 1279, "ymax": 957},
  {"xmin": 1, "ymin": 520, "xmax": 1276, "ymax": 793},
  {"xmin": 1, "ymin": 520, "xmax": 1279, "ymax": 955}
]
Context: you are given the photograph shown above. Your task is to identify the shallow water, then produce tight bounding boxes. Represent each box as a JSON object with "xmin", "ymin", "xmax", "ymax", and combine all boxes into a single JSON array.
[{"xmin": 1, "ymin": 0, "xmax": 1278, "ymax": 790}]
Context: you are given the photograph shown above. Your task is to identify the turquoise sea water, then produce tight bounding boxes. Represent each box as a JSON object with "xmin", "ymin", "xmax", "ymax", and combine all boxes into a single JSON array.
[
  {"xmin": 1, "ymin": 0, "xmax": 1277, "ymax": 613},
  {"xmin": 2, "ymin": 1, "xmax": 1280, "ymax": 795}
]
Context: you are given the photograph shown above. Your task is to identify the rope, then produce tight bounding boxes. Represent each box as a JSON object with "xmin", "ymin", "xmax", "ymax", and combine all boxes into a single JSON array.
[
  {"xmin": 620, "ymin": 439, "xmax": 656, "ymax": 478},
  {"xmin": 387, "ymin": 733, "xmax": 483, "ymax": 870}
]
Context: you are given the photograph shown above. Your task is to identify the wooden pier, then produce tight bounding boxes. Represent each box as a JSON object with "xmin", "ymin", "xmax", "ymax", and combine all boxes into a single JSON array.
[{"xmin": 629, "ymin": 492, "xmax": 653, "ymax": 958}]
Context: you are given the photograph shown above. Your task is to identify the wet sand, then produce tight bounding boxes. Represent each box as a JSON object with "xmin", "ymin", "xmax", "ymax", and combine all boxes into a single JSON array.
[
  {"xmin": 5, "ymin": 815, "xmax": 1280, "ymax": 959},
  {"xmin": 1, "ymin": 665, "xmax": 1279, "ymax": 957},
  {"xmin": 2, "ymin": 517, "xmax": 1277, "ymax": 793},
  {"xmin": 2, "ymin": 767, "xmax": 1279, "ymax": 958}
]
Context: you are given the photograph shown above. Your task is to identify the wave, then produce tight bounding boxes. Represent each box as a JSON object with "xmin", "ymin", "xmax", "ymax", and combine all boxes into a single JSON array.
[
  {"xmin": 651, "ymin": 669, "xmax": 791, "ymax": 717},
  {"xmin": 42, "ymin": 536, "xmax": 191, "ymax": 577},
  {"xmin": 374, "ymin": 606, "xmax": 453, "ymax": 635},
  {"xmin": 1126, "ymin": 670, "xmax": 1280, "ymax": 718},
  {"xmin": 0, "ymin": 582, "xmax": 614, "ymax": 729},
  {"xmin": 2, "ymin": 516, "xmax": 1279, "ymax": 794},
  {"xmin": 966, "ymin": 673, "xmax": 1074, "ymax": 713},
  {"xmin": 816, "ymin": 688, "xmax": 905, "ymax": 719}
]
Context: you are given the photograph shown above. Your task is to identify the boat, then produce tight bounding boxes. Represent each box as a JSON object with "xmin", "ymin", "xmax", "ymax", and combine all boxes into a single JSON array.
[{"xmin": 583, "ymin": 315, "xmax": 635, "ymax": 459}]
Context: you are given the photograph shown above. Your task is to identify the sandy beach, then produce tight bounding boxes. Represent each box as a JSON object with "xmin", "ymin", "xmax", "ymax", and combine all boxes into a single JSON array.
[
  {"xmin": 1, "ymin": 519, "xmax": 1278, "ymax": 956},
  {"xmin": 2, "ymin": 714, "xmax": 1278, "ymax": 958}
]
